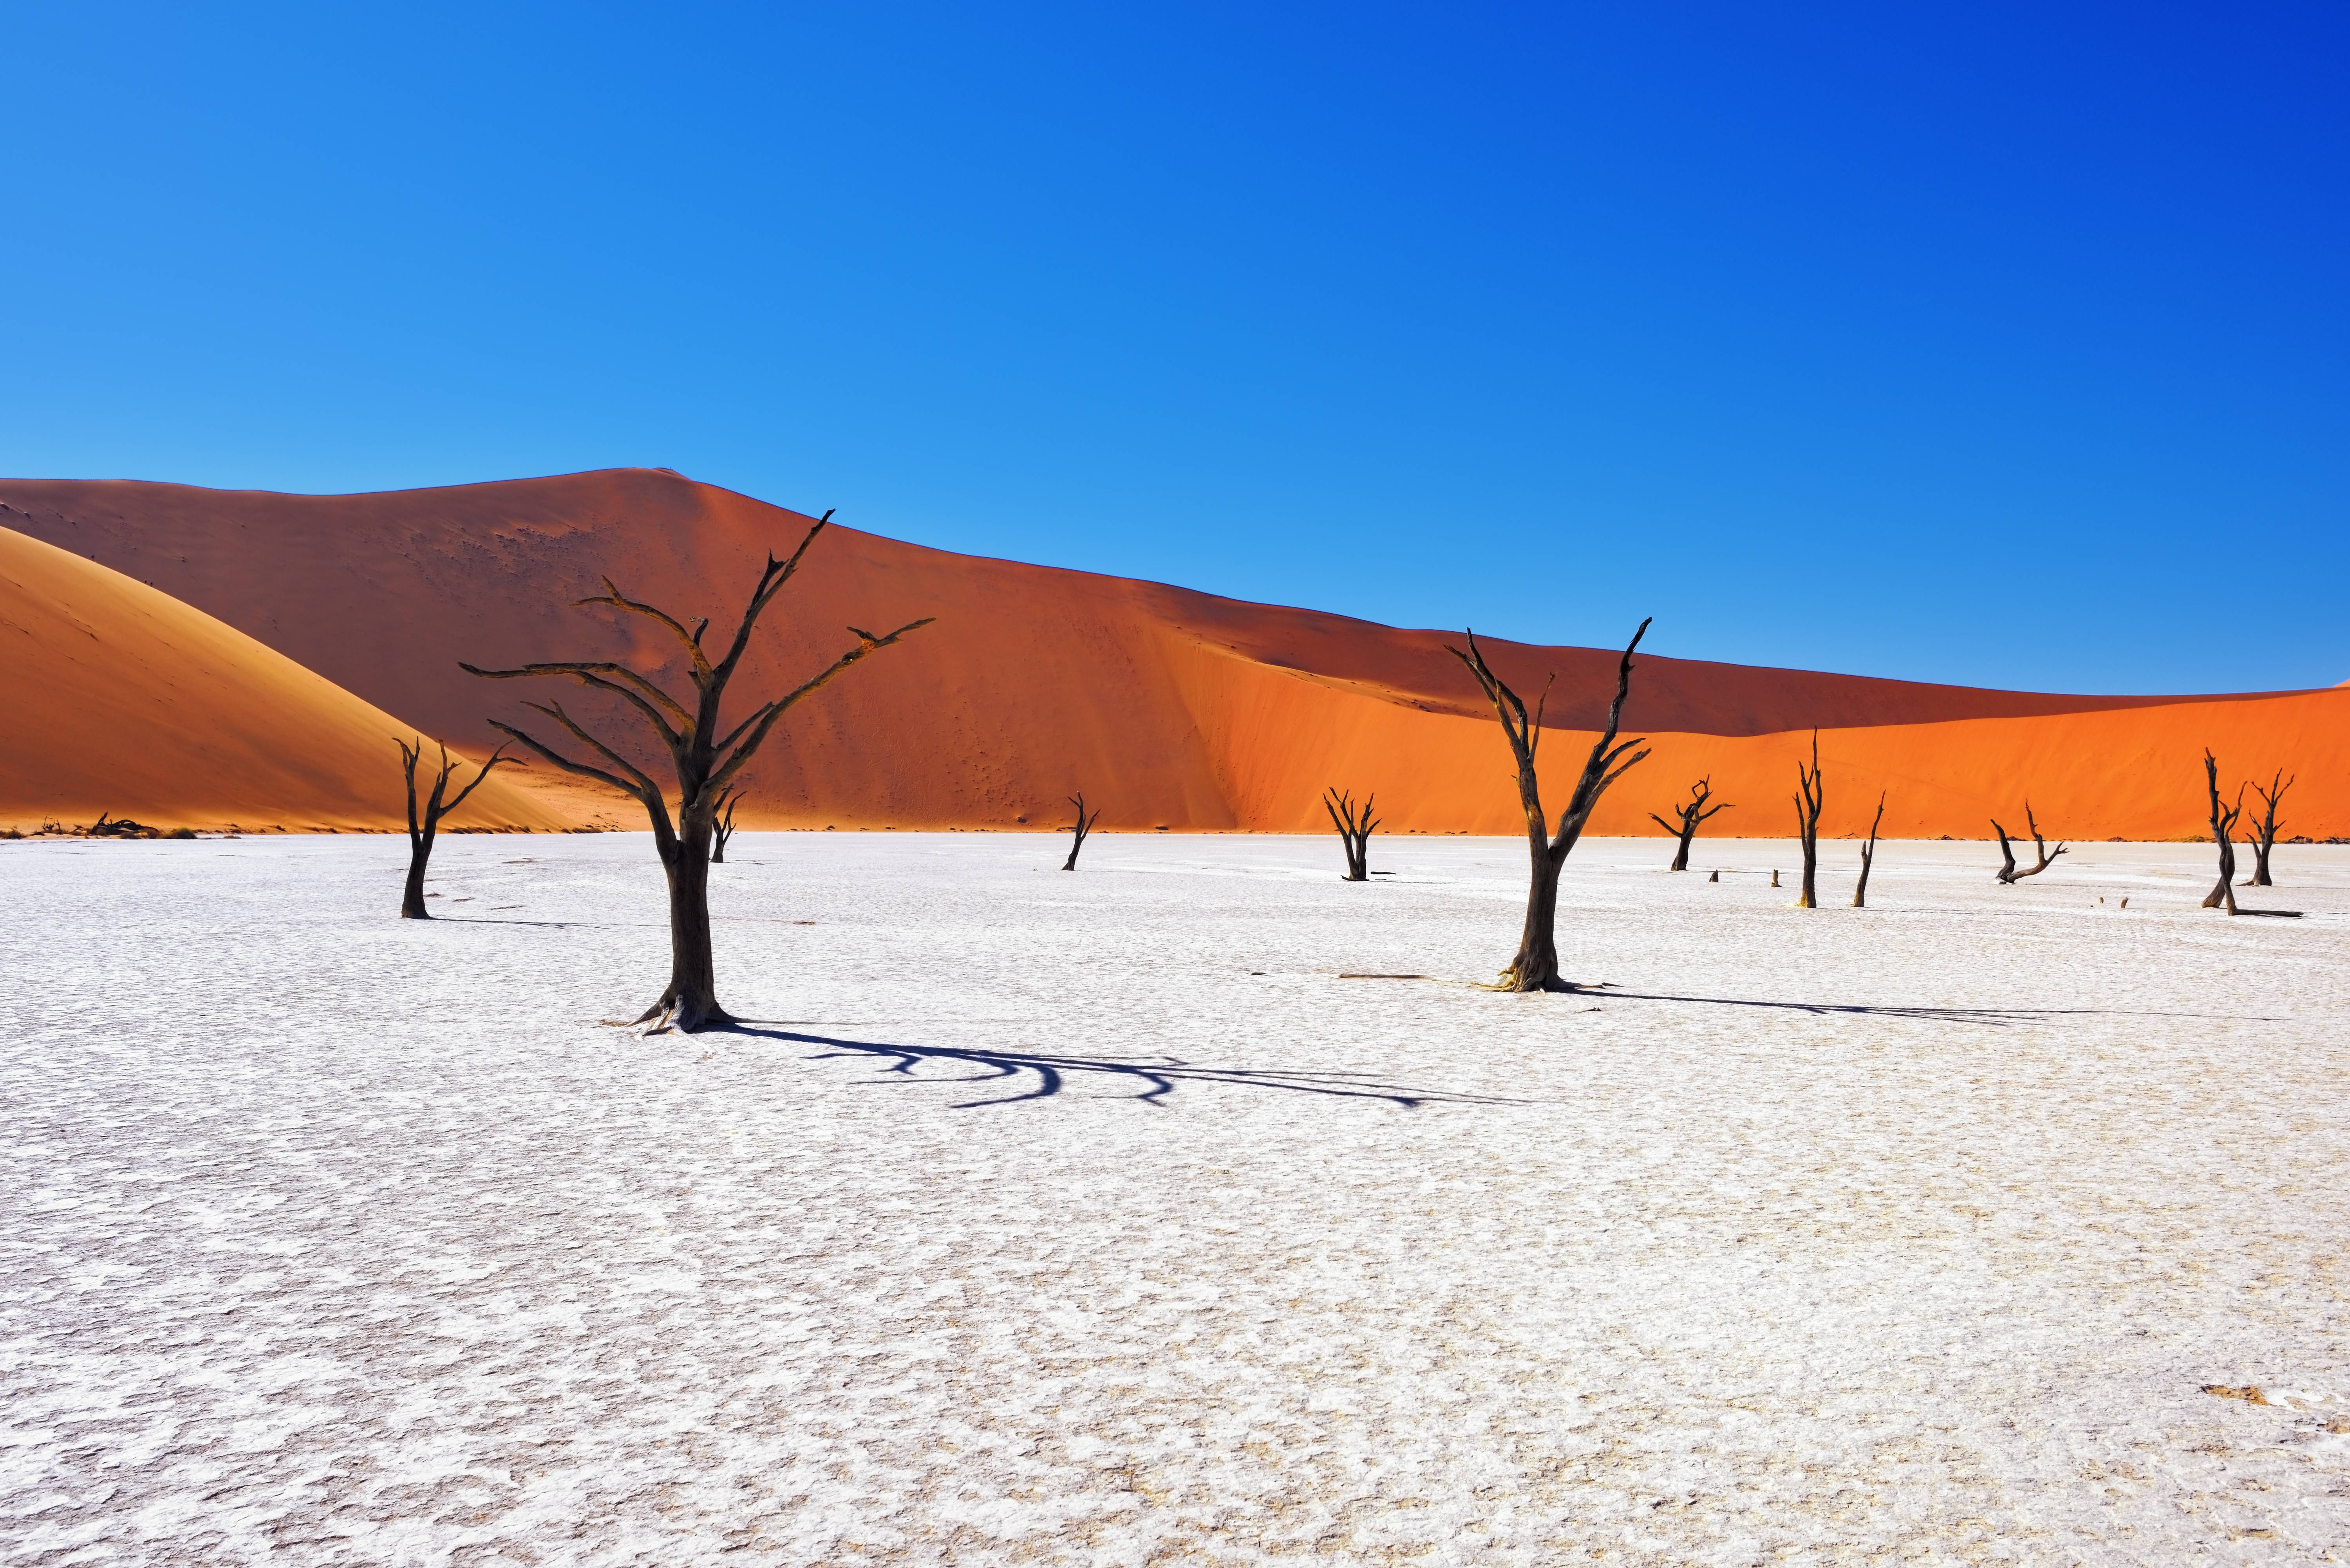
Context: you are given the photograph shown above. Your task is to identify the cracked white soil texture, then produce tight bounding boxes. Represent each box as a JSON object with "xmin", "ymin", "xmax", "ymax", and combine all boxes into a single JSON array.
[{"xmin": 2, "ymin": 833, "xmax": 2346, "ymax": 1565}]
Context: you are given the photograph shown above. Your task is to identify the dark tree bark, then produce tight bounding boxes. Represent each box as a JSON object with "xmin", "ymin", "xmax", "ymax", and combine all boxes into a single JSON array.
[
  {"xmin": 1447, "ymin": 619, "xmax": 1652, "ymax": 992},
  {"xmin": 1323, "ymin": 788, "xmax": 1379, "ymax": 880},
  {"xmin": 1648, "ymin": 776, "xmax": 1730, "ymax": 871},
  {"xmin": 1852, "ymin": 789, "xmax": 1886, "ymax": 908},
  {"xmin": 1791, "ymin": 732, "xmax": 1823, "ymax": 908},
  {"xmin": 2201, "ymin": 750, "xmax": 2245, "ymax": 913},
  {"xmin": 709, "ymin": 787, "xmax": 741, "ymax": 863},
  {"xmin": 464, "ymin": 512, "xmax": 930, "ymax": 1030},
  {"xmin": 2243, "ymin": 769, "xmax": 2292, "ymax": 887},
  {"xmin": 1061, "ymin": 793, "xmax": 1102, "ymax": 871},
  {"xmin": 396, "ymin": 738, "xmax": 517, "ymax": 918},
  {"xmin": 1992, "ymin": 803, "xmax": 2067, "ymax": 884}
]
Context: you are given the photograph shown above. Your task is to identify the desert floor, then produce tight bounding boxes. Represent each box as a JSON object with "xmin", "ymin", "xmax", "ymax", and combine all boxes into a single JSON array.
[{"xmin": 3, "ymin": 833, "xmax": 2346, "ymax": 1565}]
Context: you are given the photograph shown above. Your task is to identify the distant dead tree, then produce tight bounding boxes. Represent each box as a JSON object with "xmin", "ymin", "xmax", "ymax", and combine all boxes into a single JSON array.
[
  {"xmin": 1324, "ymin": 788, "xmax": 1379, "ymax": 881},
  {"xmin": 396, "ymin": 737, "xmax": 517, "ymax": 919},
  {"xmin": 2200, "ymin": 751, "xmax": 2244, "ymax": 913},
  {"xmin": 1791, "ymin": 732, "xmax": 1823, "ymax": 908},
  {"xmin": 1853, "ymin": 790, "xmax": 1886, "ymax": 908},
  {"xmin": 464, "ymin": 513, "xmax": 929, "ymax": 1030},
  {"xmin": 1061, "ymin": 793, "xmax": 1102, "ymax": 871},
  {"xmin": 709, "ymin": 786, "xmax": 742, "ymax": 863},
  {"xmin": 1991, "ymin": 804, "xmax": 2066, "ymax": 884},
  {"xmin": 1448, "ymin": 618, "xmax": 1651, "ymax": 992},
  {"xmin": 1649, "ymin": 777, "xmax": 1730, "ymax": 871},
  {"xmin": 2243, "ymin": 770, "xmax": 2292, "ymax": 887}
]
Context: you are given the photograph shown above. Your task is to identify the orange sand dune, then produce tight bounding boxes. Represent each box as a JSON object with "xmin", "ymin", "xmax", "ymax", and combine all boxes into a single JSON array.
[
  {"xmin": 2, "ymin": 470, "xmax": 2339, "ymax": 840},
  {"xmin": 0, "ymin": 526, "xmax": 584, "ymax": 833}
]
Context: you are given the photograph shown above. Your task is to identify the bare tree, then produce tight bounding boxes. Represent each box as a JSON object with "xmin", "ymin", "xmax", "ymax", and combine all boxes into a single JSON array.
[
  {"xmin": 2243, "ymin": 770, "xmax": 2292, "ymax": 887},
  {"xmin": 1648, "ymin": 777, "xmax": 1730, "ymax": 871},
  {"xmin": 1992, "ymin": 804, "xmax": 2066, "ymax": 884},
  {"xmin": 709, "ymin": 786, "xmax": 742, "ymax": 864},
  {"xmin": 1061, "ymin": 793, "xmax": 1102, "ymax": 871},
  {"xmin": 396, "ymin": 738, "xmax": 517, "ymax": 919},
  {"xmin": 1791, "ymin": 732, "xmax": 1823, "ymax": 907},
  {"xmin": 2201, "ymin": 751, "xmax": 2244, "ymax": 913},
  {"xmin": 1852, "ymin": 789, "xmax": 1886, "ymax": 908},
  {"xmin": 1323, "ymin": 788, "xmax": 1379, "ymax": 880},
  {"xmin": 1447, "ymin": 619, "xmax": 1652, "ymax": 992},
  {"xmin": 463, "ymin": 514, "xmax": 930, "ymax": 1030}
]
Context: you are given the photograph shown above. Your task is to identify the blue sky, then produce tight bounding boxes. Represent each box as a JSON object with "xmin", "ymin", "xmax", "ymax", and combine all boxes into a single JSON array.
[{"xmin": 4, "ymin": 2, "xmax": 2343, "ymax": 692}]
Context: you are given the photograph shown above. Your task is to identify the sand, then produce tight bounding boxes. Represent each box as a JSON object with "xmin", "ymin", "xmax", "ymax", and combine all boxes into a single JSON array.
[
  {"xmin": 5, "ymin": 471, "xmax": 2341, "ymax": 840},
  {"xmin": 0, "ymin": 526, "xmax": 580, "ymax": 833},
  {"xmin": 4, "ymin": 832, "xmax": 2345, "ymax": 1561}
]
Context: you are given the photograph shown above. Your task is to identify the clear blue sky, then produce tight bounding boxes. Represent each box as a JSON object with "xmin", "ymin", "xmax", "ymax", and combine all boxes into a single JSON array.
[{"xmin": 5, "ymin": 2, "xmax": 2343, "ymax": 693}]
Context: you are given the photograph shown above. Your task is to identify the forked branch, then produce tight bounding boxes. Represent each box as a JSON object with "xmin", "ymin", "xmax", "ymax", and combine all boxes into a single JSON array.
[{"xmin": 1991, "ymin": 802, "xmax": 2066, "ymax": 884}]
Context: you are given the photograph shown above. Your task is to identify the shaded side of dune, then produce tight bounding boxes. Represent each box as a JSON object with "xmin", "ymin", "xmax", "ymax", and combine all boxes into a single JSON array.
[{"xmin": 0, "ymin": 526, "xmax": 592, "ymax": 833}]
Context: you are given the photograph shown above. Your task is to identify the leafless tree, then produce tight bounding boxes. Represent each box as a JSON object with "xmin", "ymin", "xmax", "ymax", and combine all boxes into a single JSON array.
[
  {"xmin": 1323, "ymin": 788, "xmax": 1379, "ymax": 880},
  {"xmin": 709, "ymin": 786, "xmax": 742, "ymax": 863},
  {"xmin": 2201, "ymin": 751, "xmax": 2244, "ymax": 913},
  {"xmin": 2243, "ymin": 770, "xmax": 2292, "ymax": 887},
  {"xmin": 463, "ymin": 513, "xmax": 930, "ymax": 1030},
  {"xmin": 1649, "ymin": 777, "xmax": 1730, "ymax": 871},
  {"xmin": 1853, "ymin": 789, "xmax": 1886, "ymax": 908},
  {"xmin": 1447, "ymin": 619, "xmax": 1651, "ymax": 992},
  {"xmin": 396, "ymin": 738, "xmax": 517, "ymax": 919},
  {"xmin": 1992, "ymin": 804, "xmax": 2066, "ymax": 884},
  {"xmin": 1790, "ymin": 733, "xmax": 1824, "ymax": 907},
  {"xmin": 1061, "ymin": 793, "xmax": 1102, "ymax": 871}
]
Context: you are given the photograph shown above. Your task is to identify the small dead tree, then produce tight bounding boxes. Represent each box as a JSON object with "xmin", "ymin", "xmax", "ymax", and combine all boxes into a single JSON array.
[
  {"xmin": 2243, "ymin": 770, "xmax": 2292, "ymax": 887},
  {"xmin": 1992, "ymin": 804, "xmax": 2066, "ymax": 884},
  {"xmin": 1853, "ymin": 789, "xmax": 1886, "ymax": 908},
  {"xmin": 2201, "ymin": 751, "xmax": 2244, "ymax": 913},
  {"xmin": 1791, "ymin": 732, "xmax": 1824, "ymax": 908},
  {"xmin": 709, "ymin": 787, "xmax": 742, "ymax": 863},
  {"xmin": 1324, "ymin": 788, "xmax": 1378, "ymax": 880},
  {"xmin": 1648, "ymin": 777, "xmax": 1730, "ymax": 871},
  {"xmin": 1061, "ymin": 793, "xmax": 1102, "ymax": 871},
  {"xmin": 1447, "ymin": 618, "xmax": 1651, "ymax": 992},
  {"xmin": 396, "ymin": 738, "xmax": 517, "ymax": 918},
  {"xmin": 464, "ymin": 513, "xmax": 930, "ymax": 1030}
]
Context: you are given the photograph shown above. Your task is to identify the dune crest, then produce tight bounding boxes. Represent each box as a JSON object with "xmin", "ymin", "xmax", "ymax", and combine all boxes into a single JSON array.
[{"xmin": 1, "ymin": 470, "xmax": 2339, "ymax": 840}]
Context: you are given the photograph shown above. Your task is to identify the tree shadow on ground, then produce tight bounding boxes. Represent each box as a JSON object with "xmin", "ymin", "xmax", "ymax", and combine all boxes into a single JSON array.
[
  {"xmin": 1582, "ymin": 988, "xmax": 2261, "ymax": 1024},
  {"xmin": 726, "ymin": 1024, "xmax": 1522, "ymax": 1110}
]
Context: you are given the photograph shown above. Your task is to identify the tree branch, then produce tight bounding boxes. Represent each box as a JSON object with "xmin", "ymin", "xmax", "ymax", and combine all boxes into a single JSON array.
[
  {"xmin": 708, "ymin": 617, "xmax": 935, "ymax": 789},
  {"xmin": 461, "ymin": 659, "xmax": 689, "ymax": 746}
]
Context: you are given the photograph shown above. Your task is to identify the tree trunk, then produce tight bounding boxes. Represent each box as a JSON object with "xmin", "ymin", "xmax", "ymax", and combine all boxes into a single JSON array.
[
  {"xmin": 1670, "ymin": 823, "xmax": 1695, "ymax": 872},
  {"xmin": 1852, "ymin": 791, "xmax": 1885, "ymax": 908},
  {"xmin": 655, "ymin": 821, "xmax": 732, "ymax": 1029},
  {"xmin": 2203, "ymin": 833, "xmax": 2238, "ymax": 912},
  {"xmin": 1509, "ymin": 852, "xmax": 1564, "ymax": 990},
  {"xmin": 1792, "ymin": 733, "xmax": 1822, "ymax": 908},
  {"xmin": 2247, "ymin": 835, "xmax": 2272, "ymax": 887},
  {"xmin": 400, "ymin": 837, "xmax": 432, "ymax": 919}
]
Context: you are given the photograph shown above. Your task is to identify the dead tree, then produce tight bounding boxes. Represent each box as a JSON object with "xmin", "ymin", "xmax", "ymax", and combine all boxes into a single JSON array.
[
  {"xmin": 1061, "ymin": 793, "xmax": 1102, "ymax": 871},
  {"xmin": 1648, "ymin": 777, "xmax": 1730, "ymax": 871},
  {"xmin": 2201, "ymin": 751, "xmax": 2244, "ymax": 913},
  {"xmin": 1447, "ymin": 618, "xmax": 1651, "ymax": 992},
  {"xmin": 2243, "ymin": 770, "xmax": 2292, "ymax": 887},
  {"xmin": 709, "ymin": 787, "xmax": 742, "ymax": 863},
  {"xmin": 1791, "ymin": 732, "xmax": 1824, "ymax": 908},
  {"xmin": 1992, "ymin": 804, "xmax": 2066, "ymax": 884},
  {"xmin": 1324, "ymin": 788, "xmax": 1378, "ymax": 880},
  {"xmin": 1853, "ymin": 789, "xmax": 1885, "ymax": 908},
  {"xmin": 396, "ymin": 737, "xmax": 517, "ymax": 918},
  {"xmin": 464, "ymin": 513, "xmax": 929, "ymax": 1030}
]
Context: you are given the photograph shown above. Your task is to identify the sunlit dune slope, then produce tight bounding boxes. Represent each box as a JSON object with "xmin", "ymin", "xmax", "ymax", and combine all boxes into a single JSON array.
[
  {"xmin": 0, "ymin": 526, "xmax": 582, "ymax": 833},
  {"xmin": 3, "ymin": 470, "xmax": 2340, "ymax": 839}
]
